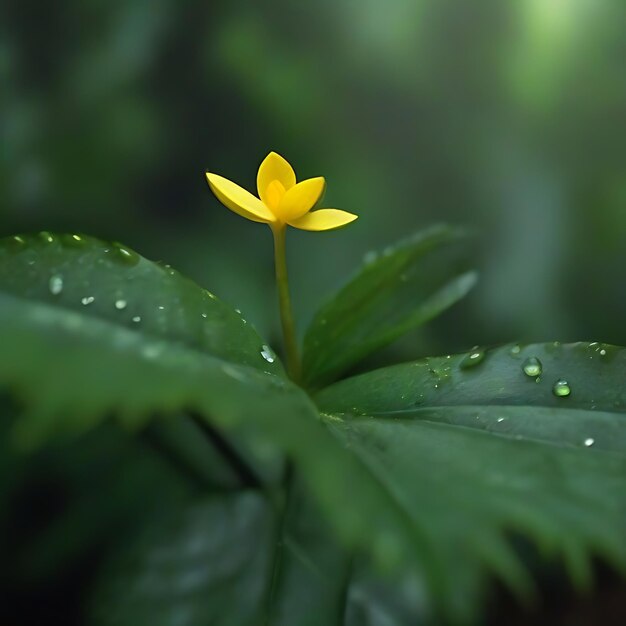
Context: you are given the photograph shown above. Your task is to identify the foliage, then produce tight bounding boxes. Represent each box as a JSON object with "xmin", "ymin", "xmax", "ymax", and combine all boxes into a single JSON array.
[{"xmin": 1, "ymin": 228, "xmax": 626, "ymax": 624}]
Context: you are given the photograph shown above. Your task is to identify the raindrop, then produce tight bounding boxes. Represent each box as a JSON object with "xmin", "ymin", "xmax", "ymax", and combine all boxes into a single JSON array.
[
  {"xmin": 48, "ymin": 275, "xmax": 63, "ymax": 295},
  {"xmin": 584, "ymin": 437, "xmax": 595, "ymax": 447},
  {"xmin": 62, "ymin": 233, "xmax": 86, "ymax": 248},
  {"xmin": 552, "ymin": 379, "xmax": 571, "ymax": 398},
  {"xmin": 261, "ymin": 345, "xmax": 275, "ymax": 363},
  {"xmin": 157, "ymin": 305, "xmax": 165, "ymax": 311},
  {"xmin": 81, "ymin": 296, "xmax": 95, "ymax": 306},
  {"xmin": 522, "ymin": 357, "xmax": 542, "ymax": 378},
  {"xmin": 111, "ymin": 242, "xmax": 140, "ymax": 266},
  {"xmin": 496, "ymin": 417, "xmax": 505, "ymax": 423},
  {"xmin": 201, "ymin": 313, "xmax": 208, "ymax": 319},
  {"xmin": 460, "ymin": 349, "xmax": 486, "ymax": 369},
  {"xmin": 132, "ymin": 315, "xmax": 141, "ymax": 323},
  {"xmin": 9, "ymin": 235, "xmax": 26, "ymax": 250},
  {"xmin": 600, "ymin": 349, "xmax": 607, "ymax": 356},
  {"xmin": 510, "ymin": 345, "xmax": 521, "ymax": 355},
  {"xmin": 39, "ymin": 231, "xmax": 55, "ymax": 244},
  {"xmin": 115, "ymin": 299, "xmax": 127, "ymax": 310}
]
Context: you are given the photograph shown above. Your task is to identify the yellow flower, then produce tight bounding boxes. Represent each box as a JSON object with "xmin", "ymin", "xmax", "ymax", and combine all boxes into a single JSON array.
[{"xmin": 206, "ymin": 152, "xmax": 358, "ymax": 231}]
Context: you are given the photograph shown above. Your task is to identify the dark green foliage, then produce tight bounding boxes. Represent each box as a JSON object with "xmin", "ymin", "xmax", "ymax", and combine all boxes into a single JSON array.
[
  {"xmin": 303, "ymin": 225, "xmax": 477, "ymax": 388},
  {"xmin": 1, "ymin": 229, "xmax": 625, "ymax": 625}
]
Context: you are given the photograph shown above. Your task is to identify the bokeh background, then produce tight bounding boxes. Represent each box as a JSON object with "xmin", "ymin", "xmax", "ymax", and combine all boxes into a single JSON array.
[
  {"xmin": 2, "ymin": 1, "xmax": 626, "ymax": 623},
  {"xmin": 2, "ymin": 0, "xmax": 626, "ymax": 359}
]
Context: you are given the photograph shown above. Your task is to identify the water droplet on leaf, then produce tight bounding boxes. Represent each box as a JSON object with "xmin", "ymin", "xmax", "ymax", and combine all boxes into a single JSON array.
[
  {"xmin": 62, "ymin": 234, "xmax": 86, "ymax": 248},
  {"xmin": 48, "ymin": 275, "xmax": 63, "ymax": 295},
  {"xmin": 81, "ymin": 296, "xmax": 95, "ymax": 305},
  {"xmin": 460, "ymin": 349, "xmax": 485, "ymax": 369},
  {"xmin": 261, "ymin": 345, "xmax": 275, "ymax": 363},
  {"xmin": 522, "ymin": 357, "xmax": 542, "ymax": 378},
  {"xmin": 115, "ymin": 299, "xmax": 127, "ymax": 310},
  {"xmin": 9, "ymin": 235, "xmax": 26, "ymax": 250},
  {"xmin": 552, "ymin": 379, "xmax": 571, "ymax": 398},
  {"xmin": 111, "ymin": 243, "xmax": 140, "ymax": 266},
  {"xmin": 584, "ymin": 438, "xmax": 594, "ymax": 447},
  {"xmin": 39, "ymin": 231, "xmax": 55, "ymax": 244}
]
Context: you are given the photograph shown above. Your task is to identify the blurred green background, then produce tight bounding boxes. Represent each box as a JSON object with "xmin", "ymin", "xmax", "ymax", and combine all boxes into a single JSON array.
[
  {"xmin": 1, "ymin": 1, "xmax": 626, "ymax": 623},
  {"xmin": 2, "ymin": 0, "xmax": 625, "ymax": 360}
]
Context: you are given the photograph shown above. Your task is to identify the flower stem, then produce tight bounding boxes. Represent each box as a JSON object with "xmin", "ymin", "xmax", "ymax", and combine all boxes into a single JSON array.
[{"xmin": 271, "ymin": 224, "xmax": 301, "ymax": 382}]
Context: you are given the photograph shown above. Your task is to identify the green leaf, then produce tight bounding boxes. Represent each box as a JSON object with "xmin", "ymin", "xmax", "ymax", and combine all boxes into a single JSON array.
[
  {"xmin": 89, "ymin": 492, "xmax": 277, "ymax": 626},
  {"xmin": 302, "ymin": 225, "xmax": 477, "ymax": 388},
  {"xmin": 0, "ymin": 233, "xmax": 446, "ymax": 611},
  {"xmin": 89, "ymin": 488, "xmax": 432, "ymax": 626},
  {"xmin": 316, "ymin": 342, "xmax": 626, "ymax": 617},
  {"xmin": 0, "ymin": 233, "xmax": 283, "ymax": 375}
]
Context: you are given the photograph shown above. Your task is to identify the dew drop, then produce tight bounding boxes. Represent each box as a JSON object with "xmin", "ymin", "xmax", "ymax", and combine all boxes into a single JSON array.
[
  {"xmin": 460, "ymin": 349, "xmax": 486, "ymax": 369},
  {"xmin": 261, "ymin": 345, "xmax": 275, "ymax": 363},
  {"xmin": 115, "ymin": 299, "xmax": 127, "ymax": 310},
  {"xmin": 496, "ymin": 417, "xmax": 505, "ymax": 423},
  {"xmin": 48, "ymin": 275, "xmax": 63, "ymax": 295},
  {"xmin": 81, "ymin": 296, "xmax": 95, "ymax": 306},
  {"xmin": 111, "ymin": 242, "xmax": 140, "ymax": 266},
  {"xmin": 522, "ymin": 357, "xmax": 542, "ymax": 378},
  {"xmin": 584, "ymin": 437, "xmax": 595, "ymax": 447},
  {"xmin": 9, "ymin": 235, "xmax": 26, "ymax": 250},
  {"xmin": 132, "ymin": 315, "xmax": 141, "ymax": 323},
  {"xmin": 157, "ymin": 305, "xmax": 165, "ymax": 311},
  {"xmin": 39, "ymin": 231, "xmax": 55, "ymax": 244},
  {"xmin": 552, "ymin": 379, "xmax": 571, "ymax": 398},
  {"xmin": 201, "ymin": 313, "xmax": 208, "ymax": 319},
  {"xmin": 62, "ymin": 233, "xmax": 86, "ymax": 248},
  {"xmin": 510, "ymin": 345, "xmax": 521, "ymax": 355}
]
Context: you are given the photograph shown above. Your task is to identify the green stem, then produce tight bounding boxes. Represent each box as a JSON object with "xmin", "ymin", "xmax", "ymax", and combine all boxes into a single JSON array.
[{"xmin": 271, "ymin": 224, "xmax": 301, "ymax": 382}]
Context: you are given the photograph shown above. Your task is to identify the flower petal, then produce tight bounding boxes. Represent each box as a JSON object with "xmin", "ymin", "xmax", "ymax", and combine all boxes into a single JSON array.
[
  {"xmin": 206, "ymin": 173, "xmax": 274, "ymax": 223},
  {"xmin": 257, "ymin": 152, "xmax": 296, "ymax": 207},
  {"xmin": 288, "ymin": 209, "xmax": 358, "ymax": 231},
  {"xmin": 277, "ymin": 177, "xmax": 326, "ymax": 221}
]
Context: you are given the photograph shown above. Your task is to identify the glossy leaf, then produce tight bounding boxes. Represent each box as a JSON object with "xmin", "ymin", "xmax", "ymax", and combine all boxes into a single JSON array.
[
  {"xmin": 0, "ymin": 233, "xmax": 283, "ymax": 374},
  {"xmin": 0, "ymin": 234, "xmax": 444, "ymax": 610},
  {"xmin": 316, "ymin": 343, "xmax": 626, "ymax": 618},
  {"xmin": 302, "ymin": 225, "xmax": 477, "ymax": 388}
]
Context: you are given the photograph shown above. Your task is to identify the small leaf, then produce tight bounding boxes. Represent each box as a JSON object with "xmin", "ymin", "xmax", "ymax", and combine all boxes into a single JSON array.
[{"xmin": 302, "ymin": 225, "xmax": 477, "ymax": 388}]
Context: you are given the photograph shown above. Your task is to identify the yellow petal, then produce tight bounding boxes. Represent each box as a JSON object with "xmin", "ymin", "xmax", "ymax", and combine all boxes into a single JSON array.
[
  {"xmin": 206, "ymin": 173, "xmax": 274, "ymax": 223},
  {"xmin": 257, "ymin": 152, "xmax": 296, "ymax": 207},
  {"xmin": 265, "ymin": 180, "xmax": 286, "ymax": 211},
  {"xmin": 288, "ymin": 209, "xmax": 358, "ymax": 231},
  {"xmin": 276, "ymin": 177, "xmax": 326, "ymax": 221}
]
